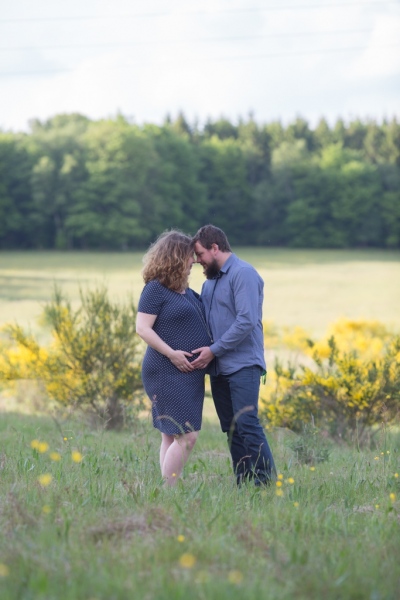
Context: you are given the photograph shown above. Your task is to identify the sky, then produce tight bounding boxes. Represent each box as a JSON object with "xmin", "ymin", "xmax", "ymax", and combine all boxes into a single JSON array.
[{"xmin": 1, "ymin": 0, "xmax": 399, "ymax": 131}]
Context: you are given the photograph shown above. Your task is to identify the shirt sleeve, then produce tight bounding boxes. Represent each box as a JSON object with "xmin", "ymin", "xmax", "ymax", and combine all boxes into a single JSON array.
[
  {"xmin": 138, "ymin": 280, "xmax": 164, "ymax": 315},
  {"xmin": 210, "ymin": 267, "xmax": 261, "ymax": 356}
]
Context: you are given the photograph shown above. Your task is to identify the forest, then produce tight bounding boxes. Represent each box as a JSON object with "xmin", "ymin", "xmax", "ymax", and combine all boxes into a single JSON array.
[{"xmin": 0, "ymin": 113, "xmax": 399, "ymax": 249}]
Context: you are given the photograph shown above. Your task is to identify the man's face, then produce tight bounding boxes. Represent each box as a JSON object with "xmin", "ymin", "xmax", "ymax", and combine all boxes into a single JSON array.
[{"xmin": 194, "ymin": 242, "xmax": 220, "ymax": 280}]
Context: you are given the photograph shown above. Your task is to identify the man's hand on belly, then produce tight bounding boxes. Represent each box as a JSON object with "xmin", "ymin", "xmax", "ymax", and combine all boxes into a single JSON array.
[{"xmin": 190, "ymin": 347, "xmax": 215, "ymax": 369}]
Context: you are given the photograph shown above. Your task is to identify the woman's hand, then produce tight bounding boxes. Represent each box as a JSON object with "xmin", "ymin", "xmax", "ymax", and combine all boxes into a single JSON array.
[{"xmin": 168, "ymin": 350, "xmax": 194, "ymax": 372}]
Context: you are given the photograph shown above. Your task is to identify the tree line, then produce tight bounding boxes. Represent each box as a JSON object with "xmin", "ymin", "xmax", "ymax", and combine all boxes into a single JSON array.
[{"xmin": 0, "ymin": 113, "xmax": 399, "ymax": 249}]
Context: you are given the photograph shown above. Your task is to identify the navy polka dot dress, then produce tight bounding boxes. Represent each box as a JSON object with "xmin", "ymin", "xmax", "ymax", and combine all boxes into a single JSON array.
[{"xmin": 138, "ymin": 279, "xmax": 212, "ymax": 435}]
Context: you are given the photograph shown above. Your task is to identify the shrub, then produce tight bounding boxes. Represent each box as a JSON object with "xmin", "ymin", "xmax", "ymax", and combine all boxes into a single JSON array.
[
  {"xmin": 0, "ymin": 286, "xmax": 145, "ymax": 429},
  {"xmin": 261, "ymin": 322, "xmax": 400, "ymax": 443}
]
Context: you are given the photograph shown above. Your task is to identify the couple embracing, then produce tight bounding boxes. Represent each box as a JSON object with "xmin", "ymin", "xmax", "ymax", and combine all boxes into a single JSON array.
[{"xmin": 136, "ymin": 225, "xmax": 276, "ymax": 487}]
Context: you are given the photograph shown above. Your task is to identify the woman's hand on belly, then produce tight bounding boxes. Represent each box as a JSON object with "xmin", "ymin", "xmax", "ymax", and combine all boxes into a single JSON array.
[{"xmin": 168, "ymin": 349, "xmax": 195, "ymax": 373}]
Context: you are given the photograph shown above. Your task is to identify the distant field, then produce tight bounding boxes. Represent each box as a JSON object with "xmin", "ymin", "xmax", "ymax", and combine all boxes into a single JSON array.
[{"xmin": 0, "ymin": 249, "xmax": 399, "ymax": 336}]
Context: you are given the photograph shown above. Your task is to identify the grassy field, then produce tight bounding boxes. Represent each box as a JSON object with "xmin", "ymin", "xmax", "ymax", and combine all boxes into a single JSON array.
[
  {"xmin": 0, "ymin": 249, "xmax": 399, "ymax": 598},
  {"xmin": 0, "ymin": 412, "xmax": 399, "ymax": 600},
  {"xmin": 0, "ymin": 249, "xmax": 399, "ymax": 336}
]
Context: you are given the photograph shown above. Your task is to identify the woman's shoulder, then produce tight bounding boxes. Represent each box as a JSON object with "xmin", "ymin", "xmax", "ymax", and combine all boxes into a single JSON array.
[{"xmin": 143, "ymin": 279, "xmax": 167, "ymax": 292}]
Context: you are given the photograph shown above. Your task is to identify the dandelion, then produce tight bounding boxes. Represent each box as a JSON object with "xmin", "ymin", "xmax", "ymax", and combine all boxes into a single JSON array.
[
  {"xmin": 71, "ymin": 451, "xmax": 83, "ymax": 463},
  {"xmin": 386, "ymin": 451, "xmax": 390, "ymax": 454},
  {"xmin": 30, "ymin": 439, "xmax": 40, "ymax": 450},
  {"xmin": 374, "ymin": 456, "xmax": 379, "ymax": 461},
  {"xmin": 50, "ymin": 452, "xmax": 61, "ymax": 461},
  {"xmin": 389, "ymin": 493, "xmax": 396, "ymax": 502},
  {"xmin": 287, "ymin": 477, "xmax": 295, "ymax": 484},
  {"xmin": 38, "ymin": 442, "xmax": 49, "ymax": 453},
  {"xmin": 179, "ymin": 553, "xmax": 196, "ymax": 568},
  {"xmin": 380, "ymin": 452, "xmax": 384, "ymax": 455},
  {"xmin": 63, "ymin": 437, "xmax": 68, "ymax": 441},
  {"xmin": 277, "ymin": 473, "xmax": 284, "ymax": 480},
  {"xmin": 375, "ymin": 504, "xmax": 380, "ymax": 509},
  {"xmin": 38, "ymin": 473, "xmax": 52, "ymax": 487},
  {"xmin": 228, "ymin": 570, "xmax": 243, "ymax": 585},
  {"xmin": 394, "ymin": 473, "xmax": 398, "ymax": 478},
  {"xmin": 276, "ymin": 489, "xmax": 284, "ymax": 497},
  {"xmin": 177, "ymin": 535, "xmax": 185, "ymax": 543},
  {"xmin": 293, "ymin": 502, "xmax": 299, "ymax": 508},
  {"xmin": 0, "ymin": 564, "xmax": 9, "ymax": 577},
  {"xmin": 309, "ymin": 466, "xmax": 316, "ymax": 471},
  {"xmin": 42, "ymin": 505, "xmax": 52, "ymax": 514},
  {"xmin": 276, "ymin": 480, "xmax": 283, "ymax": 488}
]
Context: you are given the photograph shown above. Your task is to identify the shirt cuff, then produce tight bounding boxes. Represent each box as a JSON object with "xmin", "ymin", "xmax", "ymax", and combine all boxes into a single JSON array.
[{"xmin": 210, "ymin": 342, "xmax": 223, "ymax": 357}]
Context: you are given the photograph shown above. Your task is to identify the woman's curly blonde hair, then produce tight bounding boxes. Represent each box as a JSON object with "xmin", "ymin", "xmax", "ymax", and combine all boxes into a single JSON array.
[{"xmin": 142, "ymin": 230, "xmax": 194, "ymax": 292}]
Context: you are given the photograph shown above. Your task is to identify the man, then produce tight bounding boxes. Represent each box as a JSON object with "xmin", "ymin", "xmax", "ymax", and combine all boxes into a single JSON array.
[{"xmin": 191, "ymin": 224, "xmax": 276, "ymax": 485}]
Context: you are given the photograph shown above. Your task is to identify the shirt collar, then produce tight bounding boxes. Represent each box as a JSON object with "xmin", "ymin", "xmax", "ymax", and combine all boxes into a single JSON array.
[{"xmin": 219, "ymin": 253, "xmax": 236, "ymax": 275}]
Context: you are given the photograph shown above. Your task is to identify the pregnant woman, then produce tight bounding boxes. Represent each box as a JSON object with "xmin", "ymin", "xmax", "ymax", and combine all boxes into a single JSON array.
[{"xmin": 136, "ymin": 230, "xmax": 212, "ymax": 486}]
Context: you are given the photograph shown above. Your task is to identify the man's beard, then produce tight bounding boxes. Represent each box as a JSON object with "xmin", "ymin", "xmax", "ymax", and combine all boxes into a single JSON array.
[{"xmin": 205, "ymin": 259, "xmax": 220, "ymax": 280}]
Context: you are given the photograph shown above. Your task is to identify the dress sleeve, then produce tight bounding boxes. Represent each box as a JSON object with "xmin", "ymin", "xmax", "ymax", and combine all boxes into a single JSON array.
[{"xmin": 138, "ymin": 280, "xmax": 165, "ymax": 315}]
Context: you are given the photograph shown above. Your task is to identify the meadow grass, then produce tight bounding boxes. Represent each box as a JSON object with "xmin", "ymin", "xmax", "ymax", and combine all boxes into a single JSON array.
[
  {"xmin": 0, "ymin": 406, "xmax": 399, "ymax": 600},
  {"xmin": 1, "ymin": 248, "xmax": 399, "ymax": 598},
  {"xmin": 1, "ymin": 249, "xmax": 399, "ymax": 336}
]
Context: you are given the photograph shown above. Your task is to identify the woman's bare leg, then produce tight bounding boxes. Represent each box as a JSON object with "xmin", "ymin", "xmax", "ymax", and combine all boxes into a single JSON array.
[
  {"xmin": 160, "ymin": 433, "xmax": 175, "ymax": 471},
  {"xmin": 162, "ymin": 431, "xmax": 199, "ymax": 486}
]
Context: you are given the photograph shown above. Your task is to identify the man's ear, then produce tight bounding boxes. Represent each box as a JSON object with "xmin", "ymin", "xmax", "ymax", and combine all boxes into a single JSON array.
[{"xmin": 211, "ymin": 243, "xmax": 219, "ymax": 254}]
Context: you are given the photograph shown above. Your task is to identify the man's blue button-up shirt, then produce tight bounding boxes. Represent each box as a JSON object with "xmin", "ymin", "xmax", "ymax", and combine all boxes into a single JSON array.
[{"xmin": 200, "ymin": 253, "xmax": 266, "ymax": 376}]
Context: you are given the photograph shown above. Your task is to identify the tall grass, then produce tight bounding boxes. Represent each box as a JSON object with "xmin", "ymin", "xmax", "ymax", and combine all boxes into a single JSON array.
[
  {"xmin": 0, "ymin": 410, "xmax": 399, "ymax": 599},
  {"xmin": 1, "ymin": 248, "xmax": 399, "ymax": 598}
]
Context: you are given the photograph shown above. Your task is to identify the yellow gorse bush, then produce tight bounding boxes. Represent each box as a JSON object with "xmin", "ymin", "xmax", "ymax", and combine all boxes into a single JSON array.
[
  {"xmin": 0, "ymin": 286, "xmax": 145, "ymax": 429},
  {"xmin": 261, "ymin": 319, "xmax": 400, "ymax": 441}
]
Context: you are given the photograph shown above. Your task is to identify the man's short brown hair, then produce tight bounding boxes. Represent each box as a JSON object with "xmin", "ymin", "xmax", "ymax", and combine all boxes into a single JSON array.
[{"xmin": 193, "ymin": 224, "xmax": 232, "ymax": 252}]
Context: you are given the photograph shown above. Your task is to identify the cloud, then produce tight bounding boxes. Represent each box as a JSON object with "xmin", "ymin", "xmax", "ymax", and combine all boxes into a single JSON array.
[{"xmin": 345, "ymin": 15, "xmax": 400, "ymax": 80}]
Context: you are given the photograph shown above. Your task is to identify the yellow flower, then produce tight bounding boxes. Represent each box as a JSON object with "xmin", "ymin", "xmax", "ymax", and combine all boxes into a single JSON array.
[
  {"xmin": 71, "ymin": 451, "xmax": 83, "ymax": 463},
  {"xmin": 386, "ymin": 451, "xmax": 390, "ymax": 454},
  {"xmin": 30, "ymin": 439, "xmax": 40, "ymax": 450},
  {"xmin": 228, "ymin": 570, "xmax": 243, "ymax": 585},
  {"xmin": 277, "ymin": 473, "xmax": 284, "ymax": 480},
  {"xmin": 63, "ymin": 437, "xmax": 68, "ymax": 441},
  {"xmin": 38, "ymin": 442, "xmax": 49, "ymax": 453},
  {"xmin": 179, "ymin": 553, "xmax": 196, "ymax": 568},
  {"xmin": 276, "ymin": 489, "xmax": 284, "ymax": 497},
  {"xmin": 380, "ymin": 452, "xmax": 384, "ymax": 455},
  {"xmin": 177, "ymin": 535, "xmax": 185, "ymax": 543},
  {"xmin": 42, "ymin": 505, "xmax": 52, "ymax": 514},
  {"xmin": 287, "ymin": 477, "xmax": 295, "ymax": 484},
  {"xmin": 276, "ymin": 480, "xmax": 283, "ymax": 488},
  {"xmin": 389, "ymin": 493, "xmax": 396, "ymax": 502},
  {"xmin": 375, "ymin": 504, "xmax": 380, "ymax": 509},
  {"xmin": 374, "ymin": 456, "xmax": 379, "ymax": 461},
  {"xmin": 38, "ymin": 473, "xmax": 52, "ymax": 487},
  {"xmin": 0, "ymin": 564, "xmax": 9, "ymax": 577},
  {"xmin": 309, "ymin": 466, "xmax": 316, "ymax": 471},
  {"xmin": 50, "ymin": 452, "xmax": 61, "ymax": 461},
  {"xmin": 293, "ymin": 502, "xmax": 299, "ymax": 508},
  {"xmin": 394, "ymin": 473, "xmax": 399, "ymax": 478}
]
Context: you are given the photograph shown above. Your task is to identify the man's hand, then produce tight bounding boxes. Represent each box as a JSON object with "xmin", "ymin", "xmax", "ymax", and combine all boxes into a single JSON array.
[{"xmin": 191, "ymin": 346, "xmax": 215, "ymax": 369}]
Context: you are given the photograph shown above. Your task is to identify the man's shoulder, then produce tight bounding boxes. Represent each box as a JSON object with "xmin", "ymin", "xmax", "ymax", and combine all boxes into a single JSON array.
[{"xmin": 229, "ymin": 255, "xmax": 261, "ymax": 278}]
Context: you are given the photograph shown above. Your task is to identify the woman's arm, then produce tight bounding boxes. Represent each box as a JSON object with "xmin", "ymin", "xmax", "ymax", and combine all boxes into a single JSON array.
[{"xmin": 136, "ymin": 312, "xmax": 194, "ymax": 373}]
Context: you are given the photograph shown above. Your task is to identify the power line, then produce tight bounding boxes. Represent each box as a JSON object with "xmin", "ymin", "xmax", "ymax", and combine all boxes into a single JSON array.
[
  {"xmin": 0, "ymin": 28, "xmax": 378, "ymax": 52},
  {"xmin": 0, "ymin": 2, "xmax": 398, "ymax": 24},
  {"xmin": 1, "ymin": 42, "xmax": 398, "ymax": 77}
]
